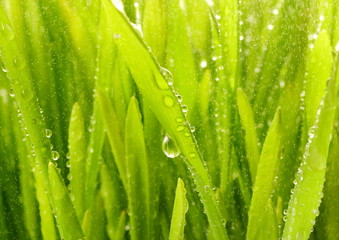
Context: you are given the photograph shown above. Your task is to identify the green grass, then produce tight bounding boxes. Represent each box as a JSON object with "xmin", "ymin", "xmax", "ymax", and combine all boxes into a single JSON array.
[{"xmin": 0, "ymin": 0, "xmax": 338, "ymax": 239}]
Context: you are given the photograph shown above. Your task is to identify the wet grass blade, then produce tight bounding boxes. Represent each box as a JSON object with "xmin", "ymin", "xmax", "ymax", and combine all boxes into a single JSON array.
[
  {"xmin": 237, "ymin": 88, "xmax": 260, "ymax": 183},
  {"xmin": 246, "ymin": 107, "xmax": 281, "ymax": 239},
  {"xmin": 68, "ymin": 102, "xmax": 87, "ymax": 221},
  {"xmin": 169, "ymin": 178, "xmax": 189, "ymax": 240},
  {"xmin": 125, "ymin": 97, "xmax": 152, "ymax": 240},
  {"xmin": 304, "ymin": 30, "xmax": 333, "ymax": 131},
  {"xmin": 48, "ymin": 162, "xmax": 84, "ymax": 239},
  {"xmin": 103, "ymin": 1, "xmax": 228, "ymax": 238},
  {"xmin": 282, "ymin": 36, "xmax": 337, "ymax": 240}
]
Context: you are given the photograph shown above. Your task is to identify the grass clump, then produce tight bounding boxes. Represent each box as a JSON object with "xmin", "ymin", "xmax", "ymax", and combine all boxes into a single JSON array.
[{"xmin": 0, "ymin": 0, "xmax": 338, "ymax": 239}]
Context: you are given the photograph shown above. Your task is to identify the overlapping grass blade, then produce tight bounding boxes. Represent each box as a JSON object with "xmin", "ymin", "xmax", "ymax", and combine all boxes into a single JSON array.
[
  {"xmin": 125, "ymin": 97, "xmax": 152, "ymax": 240},
  {"xmin": 237, "ymin": 88, "xmax": 260, "ymax": 182},
  {"xmin": 246, "ymin": 107, "xmax": 281, "ymax": 239},
  {"xmin": 305, "ymin": 30, "xmax": 333, "ymax": 131},
  {"xmin": 169, "ymin": 178, "xmax": 189, "ymax": 240},
  {"xmin": 48, "ymin": 162, "xmax": 84, "ymax": 239},
  {"xmin": 316, "ymin": 127, "xmax": 339, "ymax": 239},
  {"xmin": 282, "ymin": 34, "xmax": 337, "ymax": 240},
  {"xmin": 68, "ymin": 102, "xmax": 87, "ymax": 221},
  {"xmin": 103, "ymin": 1, "xmax": 228, "ymax": 238}
]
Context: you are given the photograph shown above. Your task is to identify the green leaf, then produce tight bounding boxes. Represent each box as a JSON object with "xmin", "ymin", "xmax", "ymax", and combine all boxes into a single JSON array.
[
  {"xmin": 68, "ymin": 102, "xmax": 87, "ymax": 221},
  {"xmin": 48, "ymin": 162, "xmax": 84, "ymax": 240},
  {"xmin": 237, "ymin": 88, "xmax": 260, "ymax": 182},
  {"xmin": 103, "ymin": 1, "xmax": 228, "ymax": 238},
  {"xmin": 247, "ymin": 107, "xmax": 281, "ymax": 240},
  {"xmin": 305, "ymin": 30, "xmax": 333, "ymax": 131},
  {"xmin": 125, "ymin": 97, "xmax": 152, "ymax": 240},
  {"xmin": 169, "ymin": 178, "xmax": 189, "ymax": 240},
  {"xmin": 282, "ymin": 37, "xmax": 337, "ymax": 240}
]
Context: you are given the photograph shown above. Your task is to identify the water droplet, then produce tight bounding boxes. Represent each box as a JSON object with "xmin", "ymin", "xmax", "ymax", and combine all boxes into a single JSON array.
[
  {"xmin": 176, "ymin": 94, "xmax": 183, "ymax": 103},
  {"xmin": 181, "ymin": 105, "xmax": 188, "ymax": 114},
  {"xmin": 52, "ymin": 151, "xmax": 59, "ymax": 161},
  {"xmin": 177, "ymin": 125, "xmax": 185, "ymax": 132},
  {"xmin": 190, "ymin": 125, "xmax": 195, "ymax": 132},
  {"xmin": 162, "ymin": 134, "xmax": 181, "ymax": 158},
  {"xmin": 267, "ymin": 24, "xmax": 274, "ymax": 30},
  {"xmin": 13, "ymin": 57, "xmax": 26, "ymax": 70},
  {"xmin": 176, "ymin": 117, "xmax": 183, "ymax": 123},
  {"xmin": 45, "ymin": 129, "xmax": 52, "ymax": 138},
  {"xmin": 113, "ymin": 33, "xmax": 121, "ymax": 39},
  {"xmin": 273, "ymin": 9, "xmax": 279, "ymax": 15},
  {"xmin": 66, "ymin": 152, "xmax": 70, "ymax": 159},
  {"xmin": 160, "ymin": 67, "xmax": 173, "ymax": 86},
  {"xmin": 9, "ymin": 88, "xmax": 15, "ymax": 97},
  {"xmin": 200, "ymin": 60, "xmax": 207, "ymax": 68},
  {"xmin": 163, "ymin": 95, "xmax": 175, "ymax": 107},
  {"xmin": 2, "ymin": 62, "xmax": 7, "ymax": 72}
]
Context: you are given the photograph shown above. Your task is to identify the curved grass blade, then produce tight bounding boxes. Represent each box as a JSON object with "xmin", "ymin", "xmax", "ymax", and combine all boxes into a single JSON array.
[
  {"xmin": 100, "ymin": 159, "xmax": 125, "ymax": 239},
  {"xmin": 97, "ymin": 91, "xmax": 126, "ymax": 188},
  {"xmin": 317, "ymin": 128, "xmax": 339, "ymax": 239},
  {"xmin": 219, "ymin": 0, "xmax": 239, "ymax": 89},
  {"xmin": 142, "ymin": 0, "xmax": 167, "ymax": 64},
  {"xmin": 125, "ymin": 97, "xmax": 151, "ymax": 240},
  {"xmin": 48, "ymin": 162, "xmax": 84, "ymax": 240},
  {"xmin": 282, "ymin": 42, "xmax": 337, "ymax": 240},
  {"xmin": 246, "ymin": 107, "xmax": 281, "ymax": 240},
  {"xmin": 305, "ymin": 30, "xmax": 333, "ymax": 131},
  {"xmin": 237, "ymin": 88, "xmax": 260, "ymax": 183},
  {"xmin": 165, "ymin": 0, "xmax": 198, "ymax": 114},
  {"xmin": 68, "ymin": 102, "xmax": 86, "ymax": 221},
  {"xmin": 103, "ymin": 1, "xmax": 228, "ymax": 238},
  {"xmin": 169, "ymin": 178, "xmax": 189, "ymax": 240}
]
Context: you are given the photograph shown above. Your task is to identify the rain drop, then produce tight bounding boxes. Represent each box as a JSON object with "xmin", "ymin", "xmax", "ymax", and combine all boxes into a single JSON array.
[{"xmin": 162, "ymin": 134, "xmax": 181, "ymax": 158}]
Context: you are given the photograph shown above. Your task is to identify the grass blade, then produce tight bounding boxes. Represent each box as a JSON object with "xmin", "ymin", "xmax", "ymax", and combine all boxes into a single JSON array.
[
  {"xmin": 237, "ymin": 88, "xmax": 260, "ymax": 183},
  {"xmin": 125, "ymin": 97, "xmax": 152, "ymax": 240},
  {"xmin": 282, "ymin": 37, "xmax": 337, "ymax": 240},
  {"xmin": 68, "ymin": 102, "xmax": 87, "ymax": 221},
  {"xmin": 104, "ymin": 1, "xmax": 228, "ymax": 238},
  {"xmin": 169, "ymin": 178, "xmax": 189, "ymax": 240},
  {"xmin": 246, "ymin": 107, "xmax": 281, "ymax": 239},
  {"xmin": 48, "ymin": 162, "xmax": 84, "ymax": 239},
  {"xmin": 305, "ymin": 30, "xmax": 333, "ymax": 131}
]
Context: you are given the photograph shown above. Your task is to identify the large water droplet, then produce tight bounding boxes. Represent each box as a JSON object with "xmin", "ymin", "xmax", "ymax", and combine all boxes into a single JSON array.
[{"xmin": 162, "ymin": 134, "xmax": 181, "ymax": 158}]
